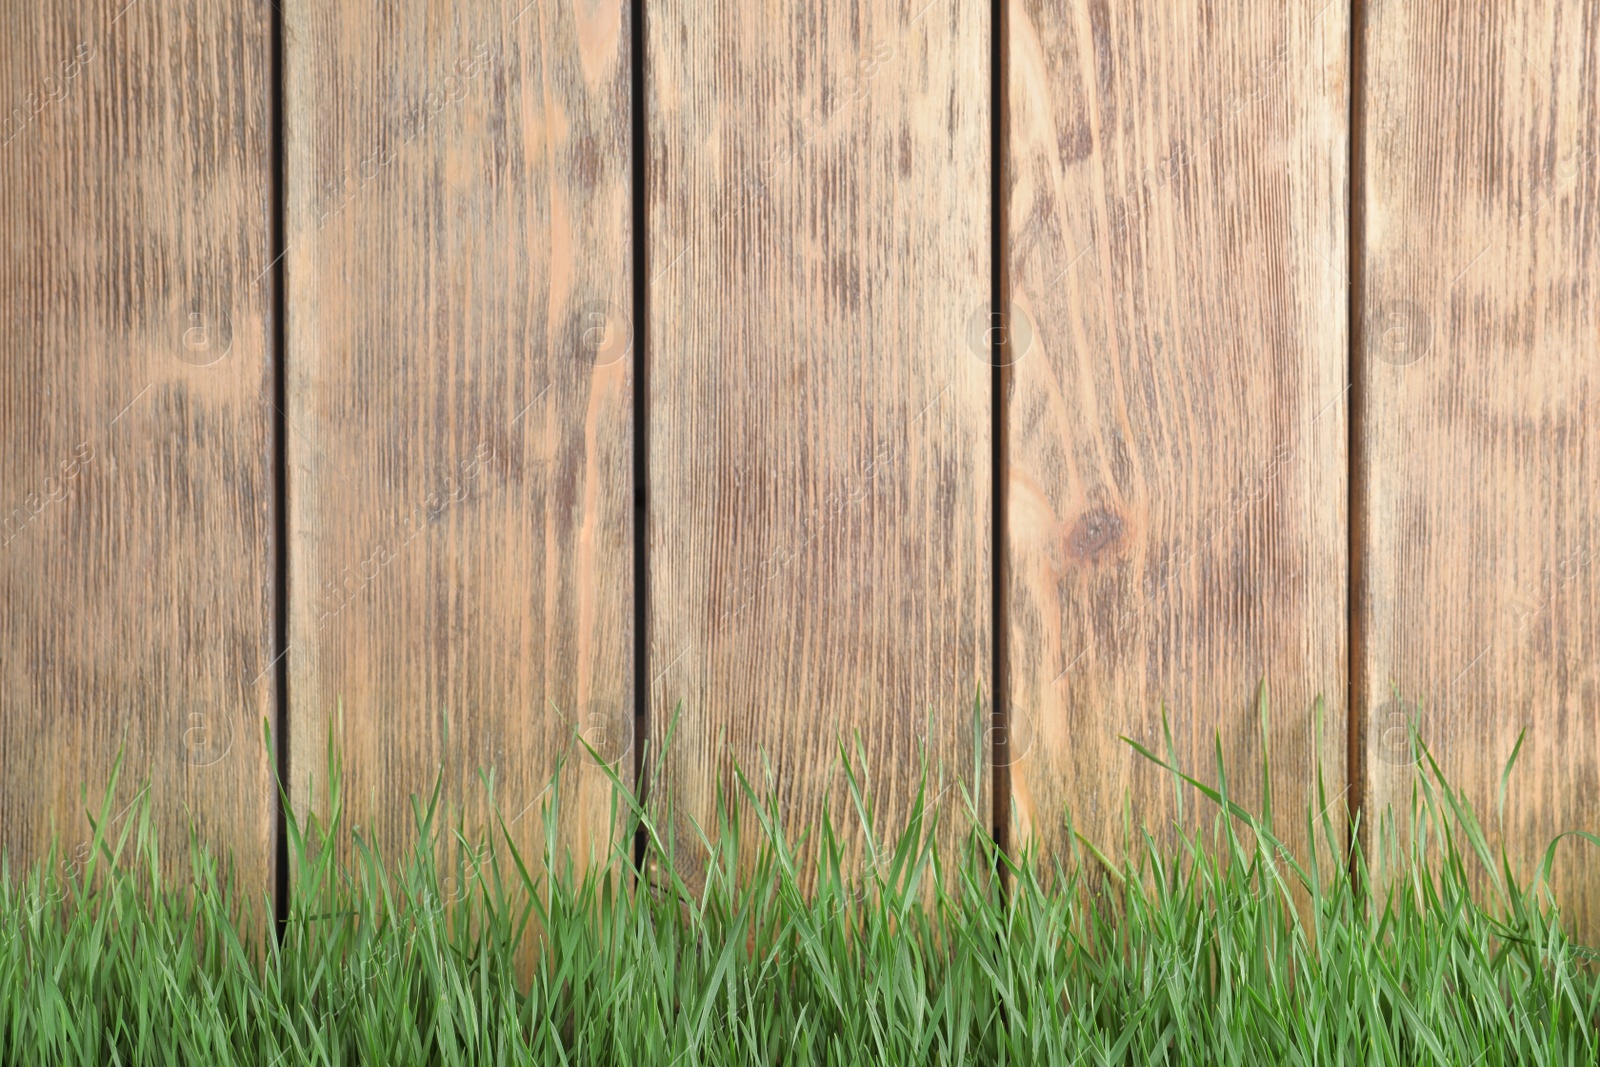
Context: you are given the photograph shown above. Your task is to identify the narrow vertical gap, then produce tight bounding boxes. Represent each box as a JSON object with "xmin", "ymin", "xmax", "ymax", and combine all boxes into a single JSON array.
[
  {"xmin": 267, "ymin": 0, "xmax": 291, "ymax": 931},
  {"xmin": 1346, "ymin": 0, "xmax": 1369, "ymax": 871},
  {"xmin": 629, "ymin": 0, "xmax": 651, "ymax": 875},
  {"xmin": 989, "ymin": 0, "xmax": 1012, "ymax": 886}
]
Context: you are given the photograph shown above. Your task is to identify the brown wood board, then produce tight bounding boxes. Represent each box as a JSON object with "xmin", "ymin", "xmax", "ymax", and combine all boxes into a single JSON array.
[
  {"xmin": 1006, "ymin": 0, "xmax": 1349, "ymax": 863},
  {"xmin": 1358, "ymin": 0, "xmax": 1600, "ymax": 936},
  {"xmin": 285, "ymin": 0, "xmax": 635, "ymax": 870},
  {"xmin": 0, "ymin": 0, "xmax": 277, "ymax": 897},
  {"xmin": 646, "ymin": 0, "xmax": 992, "ymax": 882}
]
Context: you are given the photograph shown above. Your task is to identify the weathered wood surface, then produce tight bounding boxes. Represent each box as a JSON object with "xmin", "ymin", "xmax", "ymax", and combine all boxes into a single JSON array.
[
  {"xmin": 1359, "ymin": 0, "xmax": 1600, "ymax": 934},
  {"xmin": 285, "ymin": 0, "xmax": 634, "ymax": 868},
  {"xmin": 0, "ymin": 1, "xmax": 276, "ymax": 892},
  {"xmin": 10, "ymin": 0, "xmax": 1600, "ymax": 922},
  {"xmin": 1005, "ymin": 0, "xmax": 1349, "ymax": 861},
  {"xmin": 646, "ymin": 0, "xmax": 991, "ymax": 877}
]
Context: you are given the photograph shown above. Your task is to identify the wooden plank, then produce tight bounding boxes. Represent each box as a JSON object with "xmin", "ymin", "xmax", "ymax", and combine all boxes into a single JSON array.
[
  {"xmin": 1359, "ymin": 0, "xmax": 1600, "ymax": 934},
  {"xmin": 285, "ymin": 1, "xmax": 633, "ymax": 869},
  {"xmin": 647, "ymin": 0, "xmax": 991, "ymax": 878},
  {"xmin": 0, "ymin": 1, "xmax": 275, "ymax": 894},
  {"xmin": 1006, "ymin": 1, "xmax": 1348, "ymax": 861}
]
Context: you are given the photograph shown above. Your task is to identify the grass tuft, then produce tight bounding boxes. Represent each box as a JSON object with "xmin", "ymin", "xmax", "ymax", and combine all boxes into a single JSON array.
[{"xmin": 1, "ymin": 712, "xmax": 1597, "ymax": 1065}]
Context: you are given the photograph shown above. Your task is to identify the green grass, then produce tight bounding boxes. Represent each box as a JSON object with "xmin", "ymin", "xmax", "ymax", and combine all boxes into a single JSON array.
[{"xmin": 2, "ymin": 710, "xmax": 1598, "ymax": 1066}]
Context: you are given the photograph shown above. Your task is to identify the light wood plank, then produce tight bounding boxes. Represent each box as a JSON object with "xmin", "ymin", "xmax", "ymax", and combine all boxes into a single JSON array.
[
  {"xmin": 0, "ymin": 0, "xmax": 276, "ymax": 895},
  {"xmin": 647, "ymin": 0, "xmax": 991, "ymax": 880},
  {"xmin": 285, "ymin": 0, "xmax": 634, "ymax": 869},
  {"xmin": 1359, "ymin": 0, "xmax": 1600, "ymax": 935},
  {"xmin": 1007, "ymin": 0, "xmax": 1349, "ymax": 862}
]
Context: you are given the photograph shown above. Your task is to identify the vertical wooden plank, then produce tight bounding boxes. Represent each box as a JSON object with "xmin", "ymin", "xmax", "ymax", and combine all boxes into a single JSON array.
[
  {"xmin": 0, "ymin": 2, "xmax": 275, "ymax": 891},
  {"xmin": 1007, "ymin": 1, "xmax": 1348, "ymax": 860},
  {"xmin": 1360, "ymin": 1, "xmax": 1600, "ymax": 933},
  {"xmin": 286, "ymin": 1, "xmax": 633, "ymax": 865},
  {"xmin": 647, "ymin": 0, "xmax": 990, "ymax": 875}
]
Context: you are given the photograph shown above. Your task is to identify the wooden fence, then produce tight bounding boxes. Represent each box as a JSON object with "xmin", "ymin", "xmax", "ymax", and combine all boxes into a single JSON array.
[{"xmin": 2, "ymin": 0, "xmax": 1596, "ymax": 933}]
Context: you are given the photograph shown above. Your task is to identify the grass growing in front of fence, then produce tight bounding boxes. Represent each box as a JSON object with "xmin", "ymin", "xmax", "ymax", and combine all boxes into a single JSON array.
[{"xmin": 2, "ymin": 714, "xmax": 1598, "ymax": 1065}]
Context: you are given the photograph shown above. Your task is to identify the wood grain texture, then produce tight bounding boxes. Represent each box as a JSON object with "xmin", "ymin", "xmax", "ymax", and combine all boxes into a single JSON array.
[
  {"xmin": 647, "ymin": 0, "xmax": 990, "ymax": 879},
  {"xmin": 0, "ymin": 1, "xmax": 275, "ymax": 892},
  {"xmin": 1359, "ymin": 0, "xmax": 1600, "ymax": 934},
  {"xmin": 285, "ymin": 0, "xmax": 633, "ymax": 869},
  {"xmin": 1006, "ymin": 0, "xmax": 1348, "ymax": 861}
]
